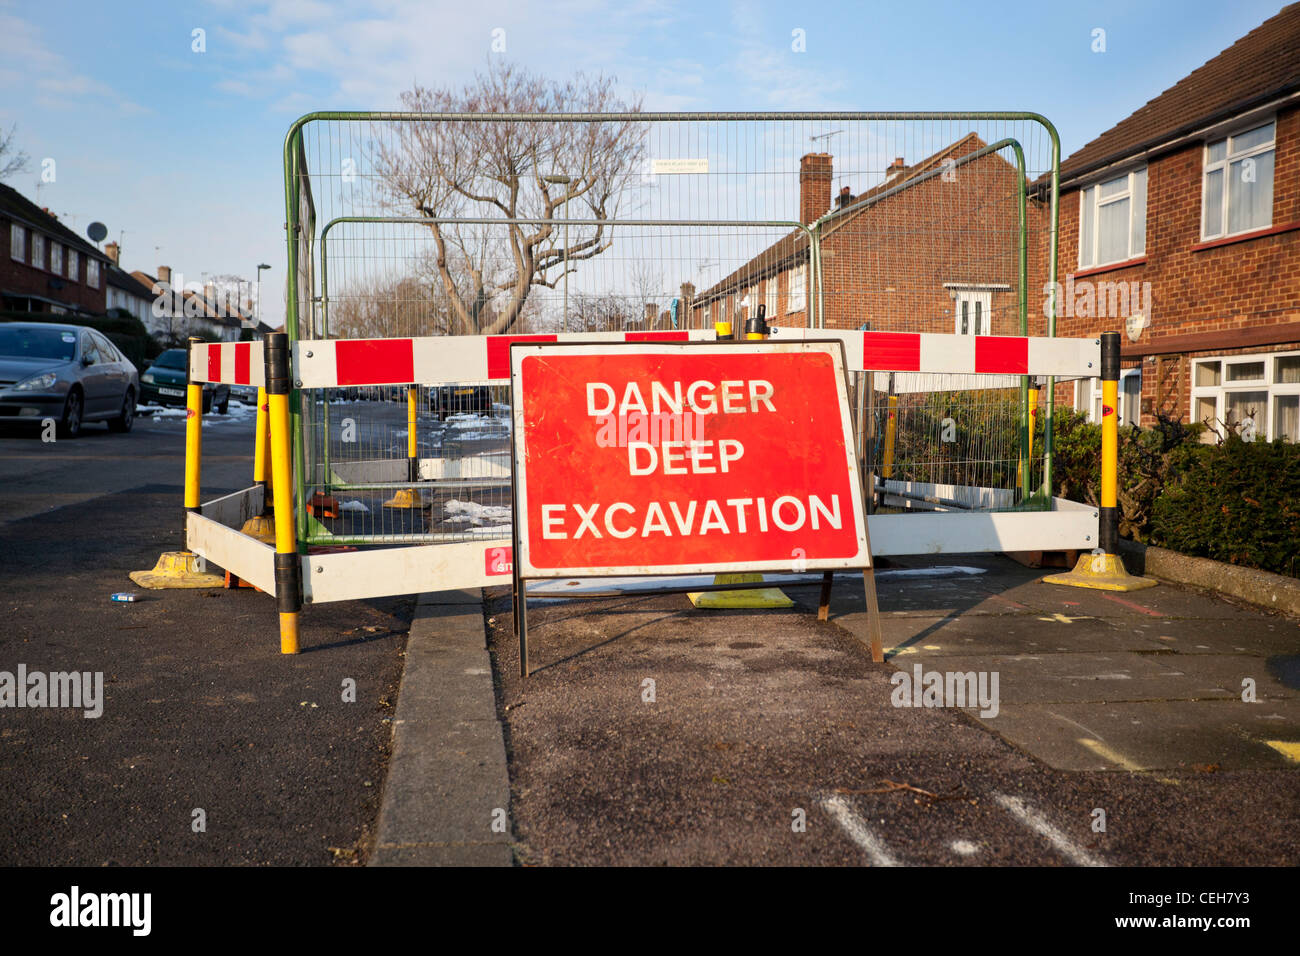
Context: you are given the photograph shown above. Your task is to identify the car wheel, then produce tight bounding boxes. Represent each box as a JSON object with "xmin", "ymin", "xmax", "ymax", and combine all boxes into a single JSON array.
[
  {"xmin": 109, "ymin": 389, "xmax": 135, "ymax": 433},
  {"xmin": 58, "ymin": 390, "xmax": 83, "ymax": 439}
]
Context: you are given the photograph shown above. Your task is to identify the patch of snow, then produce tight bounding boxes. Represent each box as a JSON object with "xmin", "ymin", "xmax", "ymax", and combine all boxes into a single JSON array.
[
  {"xmin": 443, "ymin": 499, "xmax": 511, "ymax": 526},
  {"xmin": 340, "ymin": 500, "xmax": 370, "ymax": 513}
]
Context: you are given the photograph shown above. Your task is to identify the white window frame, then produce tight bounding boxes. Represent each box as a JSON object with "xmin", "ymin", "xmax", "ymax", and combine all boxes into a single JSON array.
[
  {"xmin": 1074, "ymin": 368, "xmax": 1142, "ymax": 426},
  {"xmin": 764, "ymin": 278, "xmax": 777, "ymax": 320},
  {"xmin": 50, "ymin": 242, "xmax": 63, "ymax": 276},
  {"xmin": 1190, "ymin": 349, "xmax": 1300, "ymax": 442},
  {"xmin": 1078, "ymin": 165, "xmax": 1146, "ymax": 268},
  {"xmin": 788, "ymin": 265, "xmax": 806, "ymax": 315},
  {"xmin": 9, "ymin": 223, "xmax": 24, "ymax": 262},
  {"xmin": 1201, "ymin": 120, "xmax": 1275, "ymax": 241},
  {"xmin": 87, "ymin": 258, "xmax": 100, "ymax": 289},
  {"xmin": 31, "ymin": 232, "xmax": 45, "ymax": 271},
  {"xmin": 67, "ymin": 249, "xmax": 79, "ymax": 282}
]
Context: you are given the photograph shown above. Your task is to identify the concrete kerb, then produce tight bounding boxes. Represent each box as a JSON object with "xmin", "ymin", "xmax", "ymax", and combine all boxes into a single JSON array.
[
  {"xmin": 1119, "ymin": 540, "xmax": 1300, "ymax": 618},
  {"xmin": 370, "ymin": 588, "xmax": 514, "ymax": 867}
]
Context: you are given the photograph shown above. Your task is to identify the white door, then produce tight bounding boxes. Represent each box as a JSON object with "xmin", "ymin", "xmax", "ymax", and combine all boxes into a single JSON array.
[{"xmin": 953, "ymin": 289, "xmax": 992, "ymax": 336}]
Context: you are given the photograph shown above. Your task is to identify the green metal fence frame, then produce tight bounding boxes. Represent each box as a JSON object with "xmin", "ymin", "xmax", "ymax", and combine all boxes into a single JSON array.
[{"xmin": 283, "ymin": 111, "xmax": 1062, "ymax": 554}]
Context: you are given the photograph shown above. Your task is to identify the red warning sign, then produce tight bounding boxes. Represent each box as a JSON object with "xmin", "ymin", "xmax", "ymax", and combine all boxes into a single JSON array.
[{"xmin": 510, "ymin": 341, "xmax": 869, "ymax": 577}]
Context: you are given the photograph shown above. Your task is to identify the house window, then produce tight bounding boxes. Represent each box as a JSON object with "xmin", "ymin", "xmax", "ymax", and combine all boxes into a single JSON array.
[
  {"xmin": 67, "ymin": 249, "xmax": 79, "ymax": 282},
  {"xmin": 9, "ymin": 223, "xmax": 24, "ymax": 261},
  {"xmin": 51, "ymin": 243, "xmax": 63, "ymax": 275},
  {"xmin": 32, "ymin": 233, "xmax": 45, "ymax": 270},
  {"xmin": 87, "ymin": 259, "xmax": 100, "ymax": 289},
  {"xmin": 1190, "ymin": 350, "xmax": 1300, "ymax": 442},
  {"xmin": 765, "ymin": 278, "xmax": 777, "ymax": 319},
  {"xmin": 1079, "ymin": 166, "xmax": 1146, "ymax": 268},
  {"xmin": 952, "ymin": 288, "xmax": 991, "ymax": 335},
  {"xmin": 1202, "ymin": 121, "xmax": 1274, "ymax": 240},
  {"xmin": 1074, "ymin": 368, "xmax": 1142, "ymax": 425},
  {"xmin": 788, "ymin": 265, "xmax": 806, "ymax": 314}
]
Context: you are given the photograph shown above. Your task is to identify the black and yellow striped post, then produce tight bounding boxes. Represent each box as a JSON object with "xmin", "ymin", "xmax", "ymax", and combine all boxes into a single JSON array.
[
  {"xmin": 129, "ymin": 337, "xmax": 226, "ymax": 588},
  {"xmin": 384, "ymin": 385, "xmax": 423, "ymax": 508},
  {"xmin": 239, "ymin": 385, "xmax": 276, "ymax": 542},
  {"xmin": 264, "ymin": 332, "xmax": 303, "ymax": 653},
  {"xmin": 690, "ymin": 304, "xmax": 792, "ymax": 609},
  {"xmin": 1045, "ymin": 331, "xmax": 1156, "ymax": 591}
]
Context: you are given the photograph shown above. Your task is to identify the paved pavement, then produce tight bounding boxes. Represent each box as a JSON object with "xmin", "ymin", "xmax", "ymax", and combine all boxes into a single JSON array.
[
  {"xmin": 0, "ymin": 406, "xmax": 411, "ymax": 865},
  {"xmin": 370, "ymin": 589, "xmax": 512, "ymax": 866},
  {"xmin": 483, "ymin": 556, "xmax": 1299, "ymax": 866}
]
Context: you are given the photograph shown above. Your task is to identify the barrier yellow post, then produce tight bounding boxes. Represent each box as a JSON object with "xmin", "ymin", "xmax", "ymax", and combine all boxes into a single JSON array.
[
  {"xmin": 690, "ymin": 305, "xmax": 793, "ymax": 609},
  {"xmin": 384, "ymin": 385, "xmax": 423, "ymax": 509},
  {"xmin": 129, "ymin": 337, "xmax": 226, "ymax": 588},
  {"xmin": 239, "ymin": 385, "xmax": 276, "ymax": 543},
  {"xmin": 265, "ymin": 332, "xmax": 303, "ymax": 653},
  {"xmin": 881, "ymin": 395, "xmax": 898, "ymax": 478},
  {"xmin": 1045, "ymin": 331, "xmax": 1155, "ymax": 591}
]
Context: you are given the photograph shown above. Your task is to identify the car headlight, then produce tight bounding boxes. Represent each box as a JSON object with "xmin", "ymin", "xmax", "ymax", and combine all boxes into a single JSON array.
[
  {"xmin": 141, "ymin": 372, "xmax": 155, "ymax": 383},
  {"xmin": 13, "ymin": 372, "xmax": 57, "ymax": 391}
]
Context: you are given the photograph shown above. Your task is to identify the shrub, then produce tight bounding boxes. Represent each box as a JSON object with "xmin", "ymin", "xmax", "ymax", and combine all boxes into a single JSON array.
[{"xmin": 1152, "ymin": 435, "xmax": 1300, "ymax": 577}]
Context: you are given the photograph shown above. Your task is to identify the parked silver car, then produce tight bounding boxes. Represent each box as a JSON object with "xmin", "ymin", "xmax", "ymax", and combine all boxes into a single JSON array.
[{"xmin": 0, "ymin": 322, "xmax": 139, "ymax": 437}]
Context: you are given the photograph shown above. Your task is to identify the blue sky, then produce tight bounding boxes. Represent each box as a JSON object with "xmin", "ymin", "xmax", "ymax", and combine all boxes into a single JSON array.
[{"xmin": 0, "ymin": 0, "xmax": 1288, "ymax": 328}]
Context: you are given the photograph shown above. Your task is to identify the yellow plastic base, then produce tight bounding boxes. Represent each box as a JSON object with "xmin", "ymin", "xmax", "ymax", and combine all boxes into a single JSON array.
[
  {"xmin": 383, "ymin": 488, "xmax": 424, "ymax": 509},
  {"xmin": 689, "ymin": 573, "xmax": 794, "ymax": 608},
  {"xmin": 239, "ymin": 513, "xmax": 276, "ymax": 544},
  {"xmin": 1042, "ymin": 553, "xmax": 1157, "ymax": 592},
  {"xmin": 129, "ymin": 551, "xmax": 226, "ymax": 589}
]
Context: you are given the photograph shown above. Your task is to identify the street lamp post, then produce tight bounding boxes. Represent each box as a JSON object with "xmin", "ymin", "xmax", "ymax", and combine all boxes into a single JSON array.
[
  {"xmin": 541, "ymin": 175, "xmax": 571, "ymax": 324},
  {"xmin": 256, "ymin": 263, "xmax": 271, "ymax": 329}
]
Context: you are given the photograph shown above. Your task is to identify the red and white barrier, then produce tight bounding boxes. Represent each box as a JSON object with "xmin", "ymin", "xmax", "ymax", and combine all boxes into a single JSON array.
[
  {"xmin": 189, "ymin": 340, "xmax": 265, "ymax": 387},
  {"xmin": 293, "ymin": 329, "xmax": 710, "ymax": 389},
  {"xmin": 192, "ymin": 329, "xmax": 1099, "ymax": 387},
  {"xmin": 767, "ymin": 327, "xmax": 1100, "ymax": 378}
]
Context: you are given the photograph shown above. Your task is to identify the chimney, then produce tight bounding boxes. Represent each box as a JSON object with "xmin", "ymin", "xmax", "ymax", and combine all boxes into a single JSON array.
[
  {"xmin": 104, "ymin": 242, "xmax": 121, "ymax": 265},
  {"xmin": 157, "ymin": 265, "xmax": 172, "ymax": 284},
  {"xmin": 799, "ymin": 153, "xmax": 833, "ymax": 224},
  {"xmin": 885, "ymin": 156, "xmax": 906, "ymax": 181},
  {"xmin": 836, "ymin": 185, "xmax": 855, "ymax": 209}
]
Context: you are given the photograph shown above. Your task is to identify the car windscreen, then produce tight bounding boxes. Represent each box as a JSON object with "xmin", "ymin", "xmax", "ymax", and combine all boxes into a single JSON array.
[
  {"xmin": 152, "ymin": 350, "xmax": 187, "ymax": 369},
  {"xmin": 0, "ymin": 326, "xmax": 77, "ymax": 362}
]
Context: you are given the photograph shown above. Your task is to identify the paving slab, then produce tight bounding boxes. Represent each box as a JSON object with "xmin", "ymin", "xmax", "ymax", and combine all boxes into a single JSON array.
[
  {"xmin": 825, "ymin": 554, "xmax": 1300, "ymax": 776},
  {"xmin": 370, "ymin": 595, "xmax": 513, "ymax": 867},
  {"xmin": 977, "ymin": 699, "xmax": 1300, "ymax": 771}
]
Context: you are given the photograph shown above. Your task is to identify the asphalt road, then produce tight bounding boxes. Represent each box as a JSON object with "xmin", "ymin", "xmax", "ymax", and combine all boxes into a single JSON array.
[
  {"xmin": 0, "ymin": 404, "xmax": 411, "ymax": 865},
  {"xmin": 485, "ymin": 560, "xmax": 1300, "ymax": 867}
]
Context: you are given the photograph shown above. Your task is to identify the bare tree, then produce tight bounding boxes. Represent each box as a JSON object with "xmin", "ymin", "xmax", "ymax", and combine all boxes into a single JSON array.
[
  {"xmin": 374, "ymin": 61, "xmax": 644, "ymax": 336},
  {"xmin": 0, "ymin": 124, "xmax": 30, "ymax": 181}
]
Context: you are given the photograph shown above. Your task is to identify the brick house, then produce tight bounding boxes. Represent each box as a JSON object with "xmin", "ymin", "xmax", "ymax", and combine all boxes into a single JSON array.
[
  {"xmin": 689, "ymin": 135, "xmax": 1049, "ymax": 339},
  {"xmin": 131, "ymin": 265, "xmax": 245, "ymax": 343},
  {"xmin": 1, "ymin": 183, "xmax": 111, "ymax": 316},
  {"xmin": 1048, "ymin": 3, "xmax": 1300, "ymax": 441}
]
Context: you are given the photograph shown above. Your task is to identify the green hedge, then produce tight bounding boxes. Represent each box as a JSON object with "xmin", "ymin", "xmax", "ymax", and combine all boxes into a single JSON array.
[
  {"xmin": 1051, "ymin": 408, "xmax": 1298, "ymax": 578},
  {"xmin": 1151, "ymin": 436, "xmax": 1300, "ymax": 577}
]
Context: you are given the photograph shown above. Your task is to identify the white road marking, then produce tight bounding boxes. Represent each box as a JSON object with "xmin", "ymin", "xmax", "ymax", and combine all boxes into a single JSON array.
[
  {"xmin": 992, "ymin": 792, "xmax": 1107, "ymax": 867},
  {"xmin": 821, "ymin": 795, "xmax": 900, "ymax": 867}
]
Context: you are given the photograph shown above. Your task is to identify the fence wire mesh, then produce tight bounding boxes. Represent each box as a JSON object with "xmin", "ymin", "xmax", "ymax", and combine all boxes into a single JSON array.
[{"xmin": 283, "ymin": 112, "xmax": 1061, "ymax": 545}]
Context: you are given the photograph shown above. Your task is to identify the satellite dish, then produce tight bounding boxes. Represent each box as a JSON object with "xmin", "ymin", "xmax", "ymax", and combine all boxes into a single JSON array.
[{"xmin": 87, "ymin": 222, "xmax": 107, "ymax": 243}]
